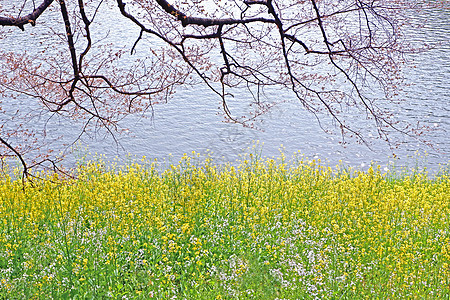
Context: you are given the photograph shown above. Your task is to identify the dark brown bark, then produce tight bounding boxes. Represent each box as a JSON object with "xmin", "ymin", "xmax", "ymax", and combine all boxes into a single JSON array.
[
  {"xmin": 155, "ymin": 0, "xmax": 275, "ymax": 27},
  {"xmin": 0, "ymin": 0, "xmax": 54, "ymax": 30}
]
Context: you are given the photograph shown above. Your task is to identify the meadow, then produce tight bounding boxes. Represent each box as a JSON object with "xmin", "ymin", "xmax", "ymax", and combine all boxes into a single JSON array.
[{"xmin": 0, "ymin": 151, "xmax": 449, "ymax": 299}]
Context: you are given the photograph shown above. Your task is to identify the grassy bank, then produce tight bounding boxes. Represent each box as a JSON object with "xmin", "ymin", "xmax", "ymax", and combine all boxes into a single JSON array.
[{"xmin": 0, "ymin": 153, "xmax": 449, "ymax": 299}]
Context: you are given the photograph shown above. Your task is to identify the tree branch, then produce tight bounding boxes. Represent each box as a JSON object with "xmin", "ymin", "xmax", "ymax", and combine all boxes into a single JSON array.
[
  {"xmin": 154, "ymin": 0, "xmax": 275, "ymax": 27},
  {"xmin": 0, "ymin": 0, "xmax": 54, "ymax": 30},
  {"xmin": 0, "ymin": 136, "xmax": 29, "ymax": 179}
]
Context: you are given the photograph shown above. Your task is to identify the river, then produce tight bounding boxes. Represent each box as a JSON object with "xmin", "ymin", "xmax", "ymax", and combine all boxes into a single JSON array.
[{"xmin": 1, "ymin": 3, "xmax": 449, "ymax": 173}]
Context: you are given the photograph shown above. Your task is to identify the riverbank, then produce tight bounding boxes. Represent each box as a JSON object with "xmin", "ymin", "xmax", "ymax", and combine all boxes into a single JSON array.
[{"xmin": 0, "ymin": 153, "xmax": 449, "ymax": 299}]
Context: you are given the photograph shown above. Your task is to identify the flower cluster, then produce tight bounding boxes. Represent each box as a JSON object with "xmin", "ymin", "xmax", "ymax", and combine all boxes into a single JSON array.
[{"xmin": 0, "ymin": 152, "xmax": 449, "ymax": 298}]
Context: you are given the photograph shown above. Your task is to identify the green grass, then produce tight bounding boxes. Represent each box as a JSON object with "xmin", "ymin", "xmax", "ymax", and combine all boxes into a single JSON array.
[{"xmin": 0, "ymin": 152, "xmax": 449, "ymax": 299}]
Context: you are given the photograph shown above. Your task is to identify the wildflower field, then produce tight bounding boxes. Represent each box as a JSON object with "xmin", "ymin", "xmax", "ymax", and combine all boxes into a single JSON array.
[{"xmin": 0, "ymin": 152, "xmax": 449, "ymax": 299}]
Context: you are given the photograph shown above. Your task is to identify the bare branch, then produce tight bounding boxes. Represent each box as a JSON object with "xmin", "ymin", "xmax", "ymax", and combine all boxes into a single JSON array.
[
  {"xmin": 0, "ymin": 0, "xmax": 54, "ymax": 30},
  {"xmin": 154, "ymin": 0, "xmax": 275, "ymax": 27},
  {"xmin": 0, "ymin": 136, "xmax": 29, "ymax": 179}
]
